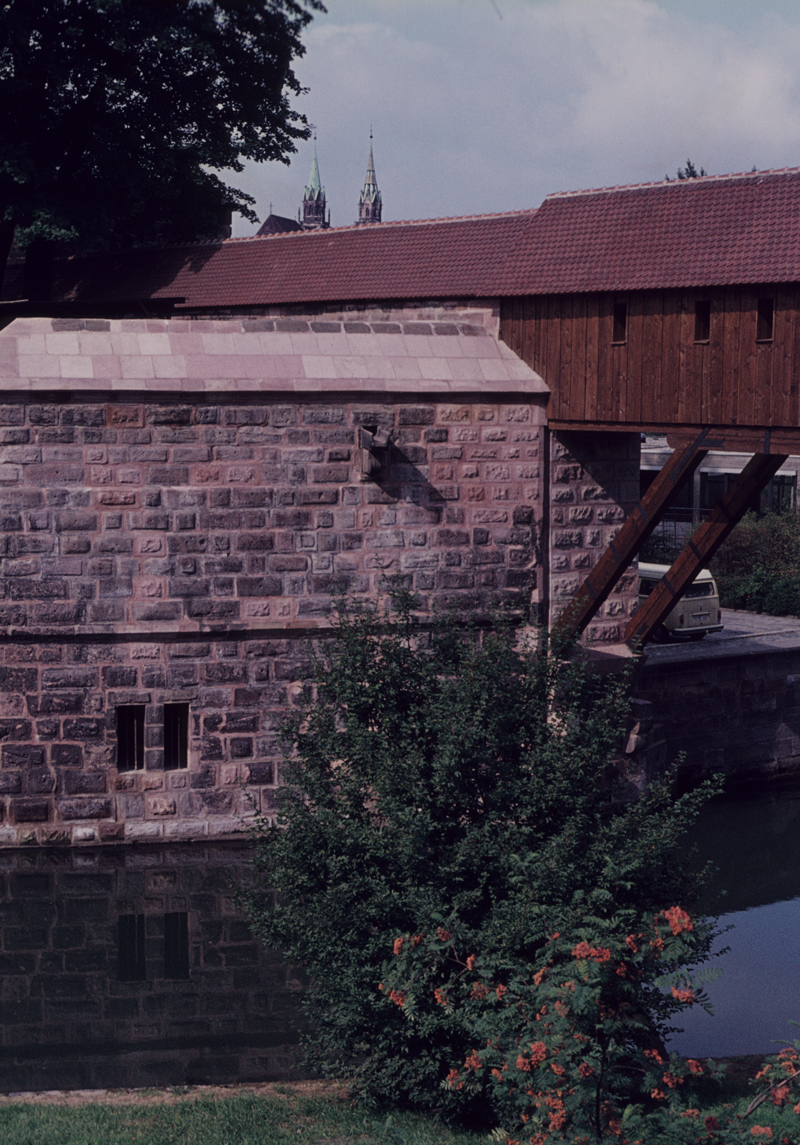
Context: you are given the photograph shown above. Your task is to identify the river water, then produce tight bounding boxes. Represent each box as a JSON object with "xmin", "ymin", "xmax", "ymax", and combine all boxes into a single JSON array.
[{"xmin": 669, "ymin": 779, "xmax": 800, "ymax": 1058}]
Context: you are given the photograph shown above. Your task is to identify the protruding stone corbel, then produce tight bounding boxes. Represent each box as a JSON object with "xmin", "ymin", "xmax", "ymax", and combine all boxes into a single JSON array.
[{"xmin": 358, "ymin": 425, "xmax": 393, "ymax": 481}]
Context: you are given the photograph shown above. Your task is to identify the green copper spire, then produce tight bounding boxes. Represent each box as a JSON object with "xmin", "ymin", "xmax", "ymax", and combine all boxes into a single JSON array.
[
  {"xmin": 305, "ymin": 141, "xmax": 323, "ymax": 200},
  {"xmin": 301, "ymin": 135, "xmax": 328, "ymax": 229},
  {"xmin": 358, "ymin": 132, "xmax": 382, "ymax": 224}
]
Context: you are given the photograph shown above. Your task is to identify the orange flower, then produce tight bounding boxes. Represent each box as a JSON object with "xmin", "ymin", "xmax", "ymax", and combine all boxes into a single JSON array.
[
  {"xmin": 662, "ymin": 1071, "xmax": 681, "ymax": 1089},
  {"xmin": 704, "ymin": 1115, "xmax": 720, "ymax": 1131},
  {"xmin": 530, "ymin": 1041, "xmax": 547, "ymax": 1065},
  {"xmin": 650, "ymin": 1088, "xmax": 666, "ymax": 1101},
  {"xmin": 533, "ymin": 967, "xmax": 547, "ymax": 986},
  {"xmin": 464, "ymin": 1049, "xmax": 482, "ymax": 1071},
  {"xmin": 750, "ymin": 1127, "xmax": 773, "ymax": 1138},
  {"xmin": 436, "ymin": 927, "xmax": 452, "ymax": 942},
  {"xmin": 393, "ymin": 936, "xmax": 404, "ymax": 956},
  {"xmin": 516, "ymin": 1054, "xmax": 531, "ymax": 1072},
  {"xmin": 434, "ymin": 988, "xmax": 448, "ymax": 1006},
  {"xmin": 445, "ymin": 1068, "xmax": 463, "ymax": 1090},
  {"xmin": 496, "ymin": 983, "xmax": 508, "ymax": 1000},
  {"xmin": 671, "ymin": 986, "xmax": 695, "ymax": 1004},
  {"xmin": 663, "ymin": 906, "xmax": 693, "ymax": 936},
  {"xmin": 625, "ymin": 934, "xmax": 639, "ymax": 953},
  {"xmin": 571, "ymin": 941, "xmax": 611, "ymax": 963},
  {"xmin": 470, "ymin": 982, "xmax": 488, "ymax": 1000},
  {"xmin": 579, "ymin": 1062, "xmax": 595, "ymax": 1078},
  {"xmin": 680, "ymin": 1109, "xmax": 700, "ymax": 1119},
  {"xmin": 388, "ymin": 988, "xmax": 406, "ymax": 1007},
  {"xmin": 771, "ymin": 1085, "xmax": 790, "ymax": 1105},
  {"xmin": 466, "ymin": 953, "xmax": 477, "ymax": 971},
  {"xmin": 687, "ymin": 1059, "xmax": 703, "ymax": 1075},
  {"xmin": 410, "ymin": 933, "xmax": 423, "ymax": 947},
  {"xmin": 551, "ymin": 1062, "xmax": 565, "ymax": 1077}
]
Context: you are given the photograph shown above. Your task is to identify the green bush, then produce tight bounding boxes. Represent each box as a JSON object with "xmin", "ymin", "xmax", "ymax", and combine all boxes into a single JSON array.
[
  {"xmin": 247, "ymin": 591, "xmax": 720, "ymax": 1129},
  {"xmin": 712, "ymin": 510, "xmax": 800, "ymax": 614}
]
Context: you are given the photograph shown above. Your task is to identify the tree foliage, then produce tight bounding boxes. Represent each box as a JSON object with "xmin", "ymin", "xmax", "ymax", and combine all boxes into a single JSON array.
[
  {"xmin": 0, "ymin": 0, "xmax": 322, "ymax": 277},
  {"xmin": 712, "ymin": 510, "xmax": 800, "ymax": 615},
  {"xmin": 248, "ymin": 591, "xmax": 720, "ymax": 1129}
]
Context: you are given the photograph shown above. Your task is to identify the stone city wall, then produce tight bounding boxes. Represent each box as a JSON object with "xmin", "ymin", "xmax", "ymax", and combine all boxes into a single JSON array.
[{"xmin": 0, "ymin": 390, "xmax": 546, "ymax": 845}]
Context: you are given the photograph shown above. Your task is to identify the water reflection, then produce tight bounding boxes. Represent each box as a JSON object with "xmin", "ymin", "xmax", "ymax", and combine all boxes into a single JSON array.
[
  {"xmin": 669, "ymin": 782, "xmax": 800, "ymax": 1057},
  {"xmin": 0, "ymin": 842, "xmax": 304, "ymax": 1093}
]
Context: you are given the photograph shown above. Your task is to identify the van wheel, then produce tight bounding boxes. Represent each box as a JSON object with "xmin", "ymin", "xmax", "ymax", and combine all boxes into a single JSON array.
[{"xmin": 651, "ymin": 625, "xmax": 671, "ymax": 644}]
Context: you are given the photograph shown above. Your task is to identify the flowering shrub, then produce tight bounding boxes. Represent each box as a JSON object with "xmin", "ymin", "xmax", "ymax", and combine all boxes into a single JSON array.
[
  {"xmin": 382, "ymin": 918, "xmax": 800, "ymax": 1143},
  {"xmin": 247, "ymin": 588, "xmax": 721, "ymax": 1119}
]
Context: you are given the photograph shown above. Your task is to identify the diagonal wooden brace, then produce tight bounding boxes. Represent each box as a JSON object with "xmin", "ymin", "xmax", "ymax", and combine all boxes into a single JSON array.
[
  {"xmin": 625, "ymin": 452, "xmax": 788, "ymax": 647},
  {"xmin": 554, "ymin": 431, "xmax": 716, "ymax": 642}
]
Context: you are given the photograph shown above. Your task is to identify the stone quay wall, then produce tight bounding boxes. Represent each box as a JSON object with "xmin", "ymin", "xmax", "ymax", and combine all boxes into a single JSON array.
[
  {"xmin": 0, "ymin": 387, "xmax": 546, "ymax": 846},
  {"xmin": 634, "ymin": 642, "xmax": 800, "ymax": 785}
]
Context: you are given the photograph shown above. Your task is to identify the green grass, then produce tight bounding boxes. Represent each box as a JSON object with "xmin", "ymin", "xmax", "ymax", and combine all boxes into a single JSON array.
[{"xmin": 0, "ymin": 1090, "xmax": 486, "ymax": 1145}]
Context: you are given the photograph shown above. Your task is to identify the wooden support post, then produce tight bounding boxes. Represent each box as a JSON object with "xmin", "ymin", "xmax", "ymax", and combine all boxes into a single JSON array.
[
  {"xmin": 554, "ymin": 432, "xmax": 715, "ymax": 642},
  {"xmin": 625, "ymin": 452, "xmax": 788, "ymax": 647}
]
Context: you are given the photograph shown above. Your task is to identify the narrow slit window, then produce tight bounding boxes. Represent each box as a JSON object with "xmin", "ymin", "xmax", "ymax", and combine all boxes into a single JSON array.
[
  {"xmin": 117, "ymin": 705, "xmax": 145, "ymax": 772},
  {"xmin": 694, "ymin": 299, "xmax": 711, "ymax": 342},
  {"xmin": 757, "ymin": 296, "xmax": 774, "ymax": 341},
  {"xmin": 612, "ymin": 300, "xmax": 627, "ymax": 344},
  {"xmin": 164, "ymin": 703, "xmax": 189, "ymax": 771},
  {"xmin": 118, "ymin": 914, "xmax": 146, "ymax": 981},
  {"xmin": 164, "ymin": 912, "xmax": 190, "ymax": 979}
]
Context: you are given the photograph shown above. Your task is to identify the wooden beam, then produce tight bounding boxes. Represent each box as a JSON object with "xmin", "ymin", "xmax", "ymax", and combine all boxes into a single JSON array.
[
  {"xmin": 666, "ymin": 426, "xmax": 800, "ymax": 454},
  {"xmin": 625, "ymin": 452, "xmax": 788, "ymax": 647},
  {"xmin": 553, "ymin": 431, "xmax": 713, "ymax": 642}
]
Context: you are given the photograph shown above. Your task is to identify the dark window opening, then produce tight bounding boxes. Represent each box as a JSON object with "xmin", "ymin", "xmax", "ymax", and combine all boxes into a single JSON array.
[
  {"xmin": 694, "ymin": 299, "xmax": 711, "ymax": 342},
  {"xmin": 164, "ymin": 703, "xmax": 189, "ymax": 771},
  {"xmin": 117, "ymin": 705, "xmax": 145, "ymax": 772},
  {"xmin": 612, "ymin": 300, "xmax": 627, "ymax": 344},
  {"xmin": 757, "ymin": 296, "xmax": 774, "ymax": 342},
  {"xmin": 118, "ymin": 914, "xmax": 146, "ymax": 981},
  {"xmin": 164, "ymin": 912, "xmax": 190, "ymax": 979}
]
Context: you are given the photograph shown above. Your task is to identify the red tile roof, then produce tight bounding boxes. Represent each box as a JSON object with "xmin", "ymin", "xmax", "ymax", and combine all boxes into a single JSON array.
[
  {"xmin": 516, "ymin": 166, "xmax": 800, "ymax": 293},
  {"xmin": 42, "ymin": 210, "xmax": 538, "ymax": 310},
  {"xmin": 8, "ymin": 166, "xmax": 800, "ymax": 309}
]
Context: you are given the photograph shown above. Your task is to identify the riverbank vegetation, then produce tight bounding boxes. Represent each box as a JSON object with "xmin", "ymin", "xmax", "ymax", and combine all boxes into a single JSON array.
[
  {"xmin": 246, "ymin": 589, "xmax": 792, "ymax": 1142},
  {"xmin": 710, "ymin": 509, "xmax": 800, "ymax": 616}
]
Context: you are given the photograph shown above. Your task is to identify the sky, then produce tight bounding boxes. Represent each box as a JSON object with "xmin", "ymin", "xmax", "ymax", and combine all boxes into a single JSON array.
[{"xmin": 230, "ymin": 0, "xmax": 800, "ymax": 236}]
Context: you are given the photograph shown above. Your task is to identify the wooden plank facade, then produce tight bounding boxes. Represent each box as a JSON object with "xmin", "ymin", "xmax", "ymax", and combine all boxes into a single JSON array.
[{"xmin": 501, "ymin": 288, "xmax": 800, "ymax": 433}]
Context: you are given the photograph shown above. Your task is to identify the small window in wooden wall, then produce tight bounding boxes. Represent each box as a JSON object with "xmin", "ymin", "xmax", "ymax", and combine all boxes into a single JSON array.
[
  {"xmin": 694, "ymin": 299, "xmax": 711, "ymax": 342},
  {"xmin": 164, "ymin": 912, "xmax": 190, "ymax": 979},
  {"xmin": 757, "ymin": 296, "xmax": 774, "ymax": 342},
  {"xmin": 612, "ymin": 300, "xmax": 627, "ymax": 344},
  {"xmin": 117, "ymin": 705, "xmax": 145, "ymax": 772},
  {"xmin": 118, "ymin": 914, "xmax": 146, "ymax": 981},
  {"xmin": 164, "ymin": 703, "xmax": 189, "ymax": 771}
]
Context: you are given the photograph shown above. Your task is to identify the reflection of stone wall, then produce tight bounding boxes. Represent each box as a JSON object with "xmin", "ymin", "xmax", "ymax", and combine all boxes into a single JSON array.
[
  {"xmin": 0, "ymin": 843, "xmax": 304, "ymax": 1092},
  {"xmin": 548, "ymin": 431, "xmax": 641, "ymax": 643}
]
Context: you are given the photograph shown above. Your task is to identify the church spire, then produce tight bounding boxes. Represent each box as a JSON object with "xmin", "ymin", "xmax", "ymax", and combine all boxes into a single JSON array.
[
  {"xmin": 300, "ymin": 136, "xmax": 329, "ymax": 230},
  {"xmin": 357, "ymin": 131, "xmax": 382, "ymax": 225}
]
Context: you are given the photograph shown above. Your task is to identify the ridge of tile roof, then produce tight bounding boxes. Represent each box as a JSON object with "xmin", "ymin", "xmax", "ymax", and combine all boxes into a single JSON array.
[{"xmin": 545, "ymin": 164, "xmax": 800, "ymax": 200}]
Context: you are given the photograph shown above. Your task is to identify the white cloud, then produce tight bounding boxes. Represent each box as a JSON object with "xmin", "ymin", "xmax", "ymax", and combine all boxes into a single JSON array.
[{"xmin": 230, "ymin": 0, "xmax": 800, "ymax": 235}]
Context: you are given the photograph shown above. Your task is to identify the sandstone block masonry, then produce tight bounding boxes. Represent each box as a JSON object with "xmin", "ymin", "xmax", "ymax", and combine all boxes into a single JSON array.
[
  {"xmin": 548, "ymin": 431, "xmax": 641, "ymax": 643},
  {"xmin": 0, "ymin": 315, "xmax": 548, "ymax": 845}
]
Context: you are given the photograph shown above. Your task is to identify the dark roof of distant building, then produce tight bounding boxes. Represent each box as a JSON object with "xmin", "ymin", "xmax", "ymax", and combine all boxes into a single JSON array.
[
  {"xmin": 5, "ymin": 166, "xmax": 800, "ymax": 311},
  {"xmin": 256, "ymin": 213, "xmax": 302, "ymax": 237}
]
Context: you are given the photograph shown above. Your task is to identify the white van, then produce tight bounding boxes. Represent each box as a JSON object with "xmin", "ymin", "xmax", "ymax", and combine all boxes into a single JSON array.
[{"xmin": 638, "ymin": 562, "xmax": 723, "ymax": 642}]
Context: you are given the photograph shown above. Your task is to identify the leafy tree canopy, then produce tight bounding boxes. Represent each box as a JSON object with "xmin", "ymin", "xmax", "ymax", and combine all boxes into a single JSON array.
[{"xmin": 0, "ymin": 0, "xmax": 323, "ymax": 276}]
